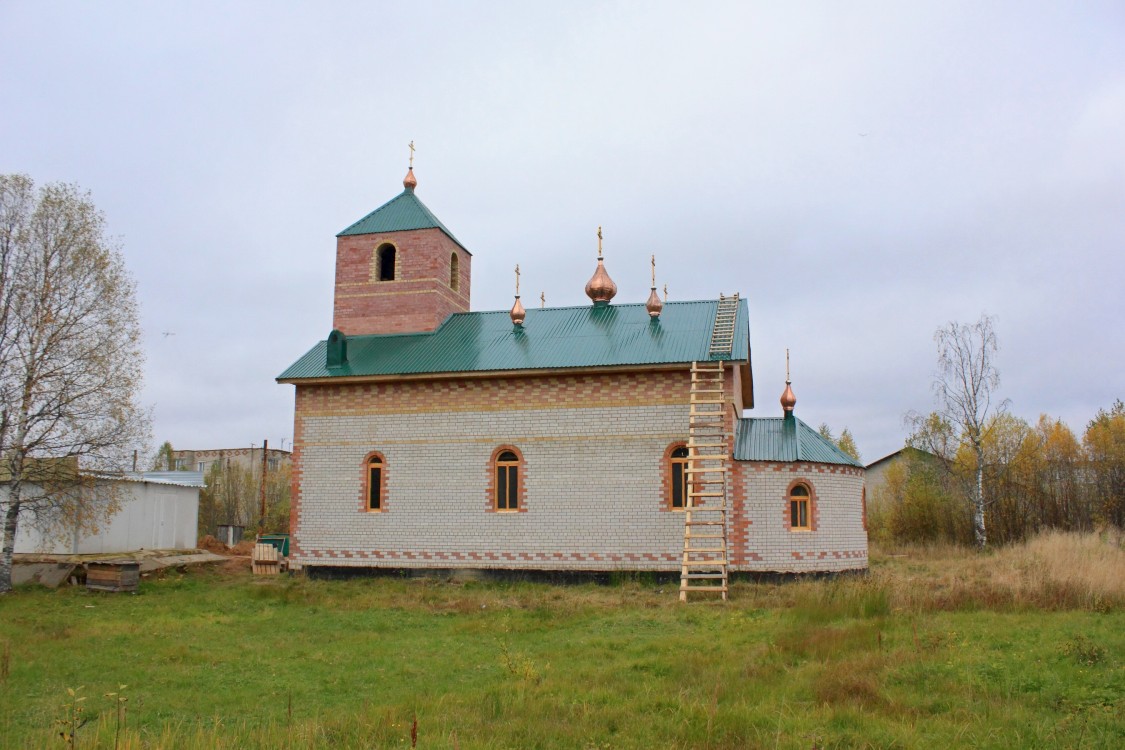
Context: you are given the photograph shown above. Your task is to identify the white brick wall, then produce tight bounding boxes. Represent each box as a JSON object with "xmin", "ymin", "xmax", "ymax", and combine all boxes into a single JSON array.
[
  {"xmin": 733, "ymin": 463, "xmax": 867, "ymax": 573},
  {"xmin": 295, "ymin": 406, "xmax": 868, "ymax": 573}
]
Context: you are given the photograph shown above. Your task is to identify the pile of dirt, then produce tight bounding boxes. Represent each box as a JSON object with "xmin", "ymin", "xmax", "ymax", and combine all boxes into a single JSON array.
[
  {"xmin": 197, "ymin": 535, "xmax": 230, "ymax": 554},
  {"xmin": 222, "ymin": 555, "xmax": 252, "ymax": 573},
  {"xmin": 230, "ymin": 540, "xmax": 256, "ymax": 556}
]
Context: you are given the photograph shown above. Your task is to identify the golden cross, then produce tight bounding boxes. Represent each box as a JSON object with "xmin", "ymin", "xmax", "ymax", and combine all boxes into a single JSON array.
[
  {"xmin": 597, "ymin": 226, "xmax": 603, "ymax": 259},
  {"xmin": 651, "ymin": 255, "xmax": 656, "ymax": 287},
  {"xmin": 540, "ymin": 291, "xmax": 545, "ymax": 308},
  {"xmin": 786, "ymin": 348, "xmax": 791, "ymax": 381},
  {"xmin": 514, "ymin": 264, "xmax": 520, "ymax": 296},
  {"xmin": 663, "ymin": 283, "xmax": 668, "ymax": 302},
  {"xmin": 408, "ymin": 140, "xmax": 415, "ymax": 169}
]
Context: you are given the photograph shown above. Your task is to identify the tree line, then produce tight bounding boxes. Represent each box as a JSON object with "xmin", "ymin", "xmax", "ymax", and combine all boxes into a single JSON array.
[{"xmin": 870, "ymin": 402, "xmax": 1124, "ymax": 545}]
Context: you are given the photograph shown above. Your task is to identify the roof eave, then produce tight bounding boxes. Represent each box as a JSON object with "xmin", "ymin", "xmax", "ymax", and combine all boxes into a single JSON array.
[{"xmin": 277, "ymin": 359, "xmax": 748, "ymax": 386}]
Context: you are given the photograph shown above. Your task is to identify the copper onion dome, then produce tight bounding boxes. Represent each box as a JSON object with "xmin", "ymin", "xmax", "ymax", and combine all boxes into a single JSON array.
[
  {"xmin": 781, "ymin": 349, "xmax": 796, "ymax": 412},
  {"xmin": 585, "ymin": 226, "xmax": 617, "ymax": 304},
  {"xmin": 403, "ymin": 167, "xmax": 417, "ymax": 191},
  {"xmin": 645, "ymin": 255, "xmax": 662, "ymax": 317},
  {"xmin": 781, "ymin": 380, "xmax": 796, "ymax": 412},
  {"xmin": 510, "ymin": 264, "xmax": 525, "ymax": 325}
]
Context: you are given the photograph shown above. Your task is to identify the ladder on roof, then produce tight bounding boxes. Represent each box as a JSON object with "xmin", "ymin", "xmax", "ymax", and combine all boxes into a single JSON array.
[
  {"xmin": 708, "ymin": 293, "xmax": 740, "ymax": 358},
  {"xmin": 680, "ymin": 360, "xmax": 730, "ymax": 602}
]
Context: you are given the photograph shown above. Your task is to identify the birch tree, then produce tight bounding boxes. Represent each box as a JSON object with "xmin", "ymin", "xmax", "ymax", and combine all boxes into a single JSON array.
[
  {"xmin": 0, "ymin": 174, "xmax": 149, "ymax": 593},
  {"xmin": 913, "ymin": 314, "xmax": 1007, "ymax": 549}
]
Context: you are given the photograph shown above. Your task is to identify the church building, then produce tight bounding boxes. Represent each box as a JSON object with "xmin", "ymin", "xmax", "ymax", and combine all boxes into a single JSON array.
[{"xmin": 278, "ymin": 161, "xmax": 867, "ymax": 595}]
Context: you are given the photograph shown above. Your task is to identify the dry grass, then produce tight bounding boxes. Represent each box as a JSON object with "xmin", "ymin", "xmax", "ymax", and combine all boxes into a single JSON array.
[{"xmin": 871, "ymin": 529, "xmax": 1125, "ymax": 612}]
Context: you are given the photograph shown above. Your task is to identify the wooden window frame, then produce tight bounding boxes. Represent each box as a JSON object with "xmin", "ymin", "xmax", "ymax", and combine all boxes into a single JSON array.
[
  {"xmin": 359, "ymin": 451, "xmax": 389, "ymax": 513},
  {"xmin": 786, "ymin": 479, "xmax": 817, "ymax": 531},
  {"xmin": 486, "ymin": 445, "xmax": 527, "ymax": 513},
  {"xmin": 662, "ymin": 443, "xmax": 690, "ymax": 511}
]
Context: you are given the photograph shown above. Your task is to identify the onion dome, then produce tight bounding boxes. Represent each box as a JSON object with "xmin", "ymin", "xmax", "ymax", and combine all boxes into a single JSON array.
[
  {"xmin": 585, "ymin": 260, "xmax": 617, "ymax": 304},
  {"xmin": 781, "ymin": 380, "xmax": 796, "ymax": 412},
  {"xmin": 403, "ymin": 167, "xmax": 417, "ymax": 191},
  {"xmin": 510, "ymin": 295, "xmax": 526, "ymax": 326},
  {"xmin": 645, "ymin": 255, "xmax": 662, "ymax": 317},
  {"xmin": 585, "ymin": 226, "xmax": 617, "ymax": 304}
]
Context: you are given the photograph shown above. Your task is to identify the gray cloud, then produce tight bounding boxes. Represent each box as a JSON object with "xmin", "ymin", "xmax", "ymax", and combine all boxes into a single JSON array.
[{"xmin": 2, "ymin": 1, "xmax": 1121, "ymax": 461}]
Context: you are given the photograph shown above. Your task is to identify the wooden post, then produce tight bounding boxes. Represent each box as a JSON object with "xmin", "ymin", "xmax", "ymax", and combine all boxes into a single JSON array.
[{"xmin": 259, "ymin": 438, "xmax": 268, "ymax": 532}]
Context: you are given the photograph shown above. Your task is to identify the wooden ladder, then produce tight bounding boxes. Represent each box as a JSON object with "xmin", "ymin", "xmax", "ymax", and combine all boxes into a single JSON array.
[
  {"xmin": 680, "ymin": 360, "xmax": 730, "ymax": 601},
  {"xmin": 709, "ymin": 293, "xmax": 740, "ymax": 358}
]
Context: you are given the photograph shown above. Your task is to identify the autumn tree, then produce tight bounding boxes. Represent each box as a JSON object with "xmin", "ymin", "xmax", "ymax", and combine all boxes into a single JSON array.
[
  {"xmin": 817, "ymin": 423, "xmax": 861, "ymax": 461},
  {"xmin": 152, "ymin": 440, "xmax": 176, "ymax": 471},
  {"xmin": 197, "ymin": 458, "xmax": 290, "ymax": 538},
  {"xmin": 0, "ymin": 175, "xmax": 149, "ymax": 593},
  {"xmin": 1085, "ymin": 399, "xmax": 1125, "ymax": 527},
  {"xmin": 909, "ymin": 314, "xmax": 1006, "ymax": 549}
]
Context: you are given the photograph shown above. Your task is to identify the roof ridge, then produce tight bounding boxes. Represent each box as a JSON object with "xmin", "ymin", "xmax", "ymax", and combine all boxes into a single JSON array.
[{"xmin": 448, "ymin": 298, "xmax": 729, "ymax": 317}]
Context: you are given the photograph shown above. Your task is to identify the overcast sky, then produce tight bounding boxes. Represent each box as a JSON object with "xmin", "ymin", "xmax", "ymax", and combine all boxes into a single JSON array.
[{"xmin": 3, "ymin": 1, "xmax": 1122, "ymax": 462}]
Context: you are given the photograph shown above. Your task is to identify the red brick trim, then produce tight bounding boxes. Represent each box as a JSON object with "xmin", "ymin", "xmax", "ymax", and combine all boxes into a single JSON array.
[
  {"xmin": 790, "ymin": 549, "xmax": 868, "ymax": 561},
  {"xmin": 728, "ymin": 462, "xmax": 752, "ymax": 565},
  {"xmin": 486, "ymin": 445, "xmax": 528, "ymax": 513},
  {"xmin": 784, "ymin": 478, "xmax": 819, "ymax": 531},
  {"xmin": 358, "ymin": 451, "xmax": 389, "ymax": 513},
  {"xmin": 300, "ymin": 548, "xmax": 681, "ymax": 564},
  {"xmin": 660, "ymin": 442, "xmax": 689, "ymax": 511},
  {"xmin": 288, "ymin": 414, "xmax": 305, "ymax": 556}
]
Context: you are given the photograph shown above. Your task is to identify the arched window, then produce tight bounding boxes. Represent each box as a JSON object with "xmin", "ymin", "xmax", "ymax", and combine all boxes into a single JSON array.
[
  {"xmin": 495, "ymin": 450, "xmax": 520, "ymax": 511},
  {"xmin": 450, "ymin": 252, "xmax": 459, "ymax": 291},
  {"xmin": 361, "ymin": 452, "xmax": 387, "ymax": 512},
  {"xmin": 375, "ymin": 243, "xmax": 396, "ymax": 281},
  {"xmin": 789, "ymin": 483, "xmax": 811, "ymax": 530},
  {"xmin": 670, "ymin": 445, "xmax": 689, "ymax": 509}
]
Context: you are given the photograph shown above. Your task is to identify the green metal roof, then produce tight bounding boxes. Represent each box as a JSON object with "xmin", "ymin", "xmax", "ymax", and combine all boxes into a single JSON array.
[
  {"xmin": 733, "ymin": 415, "xmax": 863, "ymax": 467},
  {"xmin": 337, "ymin": 188, "xmax": 469, "ymax": 253},
  {"xmin": 278, "ymin": 298, "xmax": 750, "ymax": 381}
]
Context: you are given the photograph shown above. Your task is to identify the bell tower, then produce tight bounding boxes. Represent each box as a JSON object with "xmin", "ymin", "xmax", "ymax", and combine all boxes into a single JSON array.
[{"xmin": 332, "ymin": 157, "xmax": 471, "ymax": 336}]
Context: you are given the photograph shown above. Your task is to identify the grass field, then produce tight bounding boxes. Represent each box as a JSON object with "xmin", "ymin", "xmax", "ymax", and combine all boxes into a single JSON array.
[{"xmin": 0, "ymin": 531, "xmax": 1122, "ymax": 749}]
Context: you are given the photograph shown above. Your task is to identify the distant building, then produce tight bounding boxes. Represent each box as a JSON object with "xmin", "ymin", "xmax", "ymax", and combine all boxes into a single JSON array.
[
  {"xmin": 865, "ymin": 447, "xmax": 939, "ymax": 500},
  {"xmin": 170, "ymin": 447, "xmax": 291, "ymax": 475}
]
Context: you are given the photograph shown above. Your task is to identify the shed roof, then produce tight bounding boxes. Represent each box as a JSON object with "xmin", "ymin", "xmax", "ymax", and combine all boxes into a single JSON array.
[
  {"xmin": 734, "ymin": 415, "xmax": 862, "ymax": 467},
  {"xmin": 337, "ymin": 188, "xmax": 469, "ymax": 252},
  {"xmin": 279, "ymin": 299, "xmax": 751, "ymax": 400}
]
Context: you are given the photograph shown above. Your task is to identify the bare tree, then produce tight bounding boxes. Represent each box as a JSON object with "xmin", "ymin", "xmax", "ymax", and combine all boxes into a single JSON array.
[
  {"xmin": 0, "ymin": 175, "xmax": 150, "ymax": 593},
  {"xmin": 910, "ymin": 314, "xmax": 1007, "ymax": 549}
]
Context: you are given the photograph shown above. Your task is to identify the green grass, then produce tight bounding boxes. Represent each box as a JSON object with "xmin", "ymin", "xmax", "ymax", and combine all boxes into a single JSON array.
[{"xmin": 0, "ymin": 544, "xmax": 1123, "ymax": 749}]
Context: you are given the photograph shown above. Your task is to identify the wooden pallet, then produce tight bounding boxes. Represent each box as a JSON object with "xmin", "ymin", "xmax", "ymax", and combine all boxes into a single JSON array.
[
  {"xmin": 252, "ymin": 543, "xmax": 283, "ymax": 575},
  {"xmin": 680, "ymin": 360, "xmax": 730, "ymax": 601}
]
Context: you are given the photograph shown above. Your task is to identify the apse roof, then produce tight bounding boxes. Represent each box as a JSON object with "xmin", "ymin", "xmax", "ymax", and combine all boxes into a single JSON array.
[{"xmin": 733, "ymin": 416, "xmax": 863, "ymax": 467}]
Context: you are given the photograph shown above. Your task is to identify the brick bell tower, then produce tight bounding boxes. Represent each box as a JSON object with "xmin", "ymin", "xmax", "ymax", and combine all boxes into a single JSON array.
[{"xmin": 332, "ymin": 157, "xmax": 471, "ymax": 336}]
